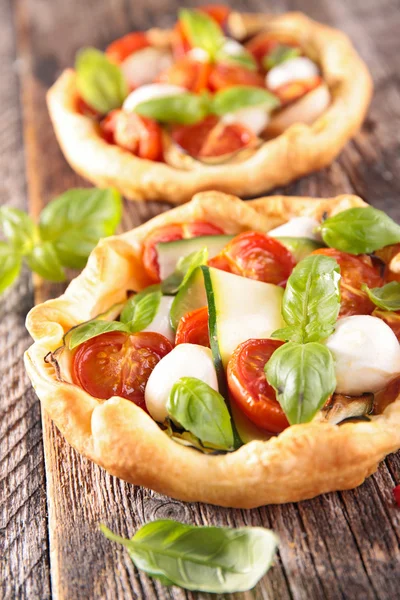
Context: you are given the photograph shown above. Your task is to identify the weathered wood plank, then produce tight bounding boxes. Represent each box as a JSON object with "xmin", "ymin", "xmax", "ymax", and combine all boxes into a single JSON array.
[{"xmin": 10, "ymin": 0, "xmax": 400, "ymax": 598}]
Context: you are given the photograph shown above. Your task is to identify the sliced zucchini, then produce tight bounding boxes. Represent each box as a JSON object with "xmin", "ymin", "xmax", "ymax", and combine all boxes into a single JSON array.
[
  {"xmin": 276, "ymin": 236, "xmax": 324, "ymax": 263},
  {"xmin": 157, "ymin": 235, "xmax": 233, "ymax": 280},
  {"xmin": 170, "ymin": 267, "xmax": 206, "ymax": 330}
]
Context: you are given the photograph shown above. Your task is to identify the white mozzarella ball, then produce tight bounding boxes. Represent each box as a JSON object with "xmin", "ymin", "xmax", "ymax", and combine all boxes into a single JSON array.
[
  {"xmin": 121, "ymin": 47, "xmax": 173, "ymax": 88},
  {"xmin": 324, "ymin": 316, "xmax": 400, "ymax": 395},
  {"xmin": 187, "ymin": 47, "xmax": 210, "ymax": 62},
  {"xmin": 123, "ymin": 83, "xmax": 187, "ymax": 112},
  {"xmin": 142, "ymin": 295, "xmax": 175, "ymax": 343},
  {"xmin": 266, "ymin": 57, "xmax": 319, "ymax": 90},
  {"xmin": 222, "ymin": 107, "xmax": 269, "ymax": 136},
  {"xmin": 145, "ymin": 344, "xmax": 218, "ymax": 422},
  {"xmin": 220, "ymin": 38, "xmax": 246, "ymax": 56},
  {"xmin": 268, "ymin": 216, "xmax": 321, "ymax": 241}
]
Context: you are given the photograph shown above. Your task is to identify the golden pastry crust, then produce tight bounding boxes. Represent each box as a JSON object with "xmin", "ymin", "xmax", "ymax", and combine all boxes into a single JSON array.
[
  {"xmin": 47, "ymin": 11, "xmax": 373, "ymax": 204},
  {"xmin": 24, "ymin": 192, "xmax": 400, "ymax": 508}
]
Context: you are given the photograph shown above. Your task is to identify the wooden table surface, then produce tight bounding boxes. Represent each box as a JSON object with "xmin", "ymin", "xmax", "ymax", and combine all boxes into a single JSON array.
[{"xmin": 2, "ymin": 0, "xmax": 400, "ymax": 598}]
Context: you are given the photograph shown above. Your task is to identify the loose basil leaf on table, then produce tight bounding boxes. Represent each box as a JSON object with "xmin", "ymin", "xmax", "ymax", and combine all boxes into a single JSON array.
[
  {"xmin": 263, "ymin": 44, "xmax": 301, "ymax": 70},
  {"xmin": 67, "ymin": 319, "xmax": 130, "ymax": 350},
  {"xmin": 0, "ymin": 243, "xmax": 22, "ymax": 294},
  {"xmin": 272, "ymin": 254, "xmax": 341, "ymax": 343},
  {"xmin": 319, "ymin": 206, "xmax": 400, "ymax": 254},
  {"xmin": 0, "ymin": 207, "xmax": 38, "ymax": 253},
  {"xmin": 179, "ymin": 8, "xmax": 225, "ymax": 60},
  {"xmin": 167, "ymin": 377, "xmax": 234, "ymax": 450},
  {"xmin": 212, "ymin": 86, "xmax": 280, "ymax": 116},
  {"xmin": 265, "ymin": 341, "xmax": 336, "ymax": 425},
  {"xmin": 101, "ymin": 519, "xmax": 278, "ymax": 593},
  {"xmin": 362, "ymin": 281, "xmax": 400, "ymax": 311},
  {"xmin": 75, "ymin": 48, "xmax": 129, "ymax": 114},
  {"xmin": 39, "ymin": 187, "xmax": 122, "ymax": 269},
  {"xmin": 134, "ymin": 92, "xmax": 210, "ymax": 125},
  {"xmin": 161, "ymin": 248, "xmax": 208, "ymax": 295},
  {"xmin": 120, "ymin": 285, "xmax": 162, "ymax": 332},
  {"xmin": 25, "ymin": 242, "xmax": 66, "ymax": 282}
]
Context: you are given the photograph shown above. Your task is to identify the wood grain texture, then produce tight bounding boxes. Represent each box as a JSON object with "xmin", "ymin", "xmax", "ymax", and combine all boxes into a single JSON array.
[{"xmin": 1, "ymin": 0, "xmax": 400, "ymax": 598}]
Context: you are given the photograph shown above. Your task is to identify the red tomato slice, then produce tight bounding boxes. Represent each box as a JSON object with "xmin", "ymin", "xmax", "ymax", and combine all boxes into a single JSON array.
[
  {"xmin": 201, "ymin": 4, "xmax": 230, "ymax": 26},
  {"xmin": 72, "ymin": 331, "xmax": 173, "ymax": 410},
  {"xmin": 142, "ymin": 221, "xmax": 224, "ymax": 283},
  {"xmin": 312, "ymin": 248, "xmax": 383, "ymax": 316},
  {"xmin": 171, "ymin": 116, "xmax": 219, "ymax": 158},
  {"xmin": 227, "ymin": 338, "xmax": 289, "ymax": 433},
  {"xmin": 157, "ymin": 57, "xmax": 212, "ymax": 92},
  {"xmin": 76, "ymin": 96, "xmax": 101, "ymax": 118},
  {"xmin": 175, "ymin": 306, "xmax": 210, "ymax": 347},
  {"xmin": 274, "ymin": 76, "xmax": 322, "ymax": 106},
  {"xmin": 106, "ymin": 32, "xmax": 149, "ymax": 64},
  {"xmin": 209, "ymin": 63, "xmax": 265, "ymax": 91},
  {"xmin": 99, "ymin": 110, "xmax": 162, "ymax": 161},
  {"xmin": 209, "ymin": 232, "xmax": 295, "ymax": 286},
  {"xmin": 246, "ymin": 33, "xmax": 300, "ymax": 66}
]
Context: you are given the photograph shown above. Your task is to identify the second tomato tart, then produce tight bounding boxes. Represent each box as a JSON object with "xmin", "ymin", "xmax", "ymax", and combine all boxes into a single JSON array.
[
  {"xmin": 25, "ymin": 191, "xmax": 400, "ymax": 508},
  {"xmin": 48, "ymin": 7, "xmax": 372, "ymax": 203}
]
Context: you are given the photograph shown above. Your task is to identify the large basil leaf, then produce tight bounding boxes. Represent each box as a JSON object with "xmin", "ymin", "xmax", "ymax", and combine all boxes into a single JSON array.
[
  {"xmin": 320, "ymin": 207, "xmax": 400, "ymax": 254},
  {"xmin": 120, "ymin": 285, "xmax": 161, "ymax": 332},
  {"xmin": 67, "ymin": 319, "xmax": 129, "ymax": 350},
  {"xmin": 0, "ymin": 207, "xmax": 38, "ymax": 254},
  {"xmin": 179, "ymin": 8, "xmax": 225, "ymax": 59},
  {"xmin": 265, "ymin": 341, "xmax": 336, "ymax": 424},
  {"xmin": 75, "ymin": 48, "xmax": 128, "ymax": 114},
  {"xmin": 39, "ymin": 187, "xmax": 122, "ymax": 269},
  {"xmin": 135, "ymin": 93, "xmax": 210, "ymax": 125},
  {"xmin": 362, "ymin": 281, "xmax": 400, "ymax": 311},
  {"xmin": 167, "ymin": 377, "xmax": 234, "ymax": 450},
  {"xmin": 212, "ymin": 86, "xmax": 280, "ymax": 116},
  {"xmin": 161, "ymin": 248, "xmax": 208, "ymax": 295},
  {"xmin": 25, "ymin": 242, "xmax": 66, "ymax": 282},
  {"xmin": 0, "ymin": 242, "xmax": 22, "ymax": 294},
  {"xmin": 263, "ymin": 45, "xmax": 301, "ymax": 70},
  {"xmin": 101, "ymin": 520, "xmax": 278, "ymax": 592},
  {"xmin": 272, "ymin": 255, "xmax": 340, "ymax": 343}
]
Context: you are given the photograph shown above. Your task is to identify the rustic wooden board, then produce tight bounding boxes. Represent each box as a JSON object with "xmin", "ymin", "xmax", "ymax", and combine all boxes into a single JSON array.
[{"xmin": 2, "ymin": 0, "xmax": 400, "ymax": 598}]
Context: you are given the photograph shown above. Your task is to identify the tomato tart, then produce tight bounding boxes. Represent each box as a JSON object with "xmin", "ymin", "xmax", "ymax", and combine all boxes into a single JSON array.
[
  {"xmin": 25, "ymin": 191, "xmax": 400, "ymax": 508},
  {"xmin": 47, "ymin": 7, "xmax": 372, "ymax": 203}
]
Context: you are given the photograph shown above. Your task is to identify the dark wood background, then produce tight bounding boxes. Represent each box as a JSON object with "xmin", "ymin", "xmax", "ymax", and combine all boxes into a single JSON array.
[{"xmin": 1, "ymin": 0, "xmax": 400, "ymax": 598}]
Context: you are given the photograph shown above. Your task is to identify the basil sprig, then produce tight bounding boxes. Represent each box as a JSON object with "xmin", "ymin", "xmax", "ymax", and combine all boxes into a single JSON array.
[
  {"xmin": 265, "ymin": 342, "xmax": 336, "ymax": 425},
  {"xmin": 362, "ymin": 281, "xmax": 400, "ymax": 311},
  {"xmin": 212, "ymin": 86, "xmax": 280, "ymax": 116},
  {"xmin": 179, "ymin": 8, "xmax": 225, "ymax": 60},
  {"xmin": 135, "ymin": 92, "xmax": 210, "ymax": 125},
  {"xmin": 75, "ymin": 48, "xmax": 128, "ymax": 114},
  {"xmin": 0, "ymin": 188, "xmax": 122, "ymax": 294},
  {"xmin": 161, "ymin": 248, "xmax": 208, "ymax": 294},
  {"xmin": 167, "ymin": 377, "xmax": 234, "ymax": 450},
  {"xmin": 101, "ymin": 520, "xmax": 278, "ymax": 593},
  {"xmin": 272, "ymin": 255, "xmax": 341, "ymax": 343},
  {"xmin": 320, "ymin": 206, "xmax": 400, "ymax": 255},
  {"xmin": 263, "ymin": 45, "xmax": 301, "ymax": 70}
]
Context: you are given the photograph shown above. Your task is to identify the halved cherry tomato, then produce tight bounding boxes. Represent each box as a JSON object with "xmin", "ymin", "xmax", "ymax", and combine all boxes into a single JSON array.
[
  {"xmin": 99, "ymin": 110, "xmax": 163, "ymax": 161},
  {"xmin": 274, "ymin": 76, "xmax": 322, "ymax": 106},
  {"xmin": 227, "ymin": 338, "xmax": 289, "ymax": 433},
  {"xmin": 175, "ymin": 306, "xmax": 210, "ymax": 347},
  {"xmin": 106, "ymin": 32, "xmax": 149, "ymax": 64},
  {"xmin": 76, "ymin": 96, "xmax": 100, "ymax": 118},
  {"xmin": 157, "ymin": 57, "xmax": 212, "ymax": 92},
  {"xmin": 312, "ymin": 248, "xmax": 383, "ymax": 316},
  {"xmin": 209, "ymin": 232, "xmax": 295, "ymax": 286},
  {"xmin": 72, "ymin": 331, "xmax": 173, "ymax": 410},
  {"xmin": 142, "ymin": 221, "xmax": 224, "ymax": 283},
  {"xmin": 201, "ymin": 4, "xmax": 230, "ymax": 26},
  {"xmin": 172, "ymin": 5, "xmax": 230, "ymax": 59},
  {"xmin": 209, "ymin": 63, "xmax": 265, "ymax": 91},
  {"xmin": 246, "ymin": 33, "xmax": 300, "ymax": 66}
]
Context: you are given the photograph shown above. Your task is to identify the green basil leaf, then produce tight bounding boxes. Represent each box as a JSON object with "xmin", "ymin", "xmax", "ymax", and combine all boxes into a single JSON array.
[
  {"xmin": 120, "ymin": 285, "xmax": 162, "ymax": 332},
  {"xmin": 362, "ymin": 281, "xmax": 400, "ymax": 311},
  {"xmin": 272, "ymin": 255, "xmax": 340, "ymax": 343},
  {"xmin": 212, "ymin": 86, "xmax": 280, "ymax": 116},
  {"xmin": 67, "ymin": 319, "xmax": 129, "ymax": 350},
  {"xmin": 25, "ymin": 242, "xmax": 66, "ymax": 282},
  {"xmin": 216, "ymin": 43, "xmax": 257, "ymax": 71},
  {"xmin": 135, "ymin": 93, "xmax": 210, "ymax": 125},
  {"xmin": 320, "ymin": 207, "xmax": 400, "ymax": 254},
  {"xmin": 39, "ymin": 187, "xmax": 122, "ymax": 269},
  {"xmin": 101, "ymin": 520, "xmax": 278, "ymax": 593},
  {"xmin": 161, "ymin": 248, "xmax": 208, "ymax": 295},
  {"xmin": 263, "ymin": 45, "xmax": 301, "ymax": 70},
  {"xmin": 167, "ymin": 377, "xmax": 234, "ymax": 450},
  {"xmin": 0, "ymin": 207, "xmax": 38, "ymax": 254},
  {"xmin": 179, "ymin": 8, "xmax": 225, "ymax": 59},
  {"xmin": 0, "ymin": 242, "xmax": 22, "ymax": 294},
  {"xmin": 265, "ymin": 341, "xmax": 336, "ymax": 424},
  {"xmin": 75, "ymin": 48, "xmax": 128, "ymax": 114}
]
